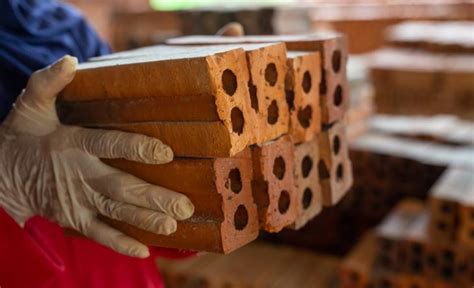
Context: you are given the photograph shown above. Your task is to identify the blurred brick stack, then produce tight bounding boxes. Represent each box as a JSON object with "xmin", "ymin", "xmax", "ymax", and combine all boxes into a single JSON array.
[
  {"xmin": 369, "ymin": 21, "xmax": 474, "ymax": 119},
  {"xmin": 56, "ymin": 32, "xmax": 353, "ymax": 253},
  {"xmin": 270, "ymin": 115, "xmax": 474, "ymax": 255},
  {"xmin": 309, "ymin": 1, "xmax": 473, "ymax": 54},
  {"xmin": 341, "ymin": 196, "xmax": 474, "ymax": 288}
]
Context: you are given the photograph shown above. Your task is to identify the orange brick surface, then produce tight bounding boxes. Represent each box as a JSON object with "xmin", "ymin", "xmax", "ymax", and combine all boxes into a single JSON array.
[{"xmin": 101, "ymin": 150, "xmax": 259, "ymax": 253}]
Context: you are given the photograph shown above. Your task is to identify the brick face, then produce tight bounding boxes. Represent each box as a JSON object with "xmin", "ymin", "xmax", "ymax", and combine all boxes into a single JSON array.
[
  {"xmin": 101, "ymin": 150, "xmax": 259, "ymax": 253},
  {"xmin": 251, "ymin": 136, "xmax": 298, "ymax": 232},
  {"xmin": 167, "ymin": 33, "xmax": 350, "ymax": 125}
]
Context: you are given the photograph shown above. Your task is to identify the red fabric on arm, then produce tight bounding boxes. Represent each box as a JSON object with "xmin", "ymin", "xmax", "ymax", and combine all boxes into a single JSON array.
[
  {"xmin": 0, "ymin": 208, "xmax": 63, "ymax": 288},
  {"xmin": 0, "ymin": 207, "xmax": 196, "ymax": 288}
]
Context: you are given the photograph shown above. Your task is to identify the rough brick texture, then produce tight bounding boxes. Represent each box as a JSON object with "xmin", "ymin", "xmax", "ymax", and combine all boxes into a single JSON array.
[
  {"xmin": 375, "ymin": 199, "xmax": 474, "ymax": 286},
  {"xmin": 429, "ymin": 168, "xmax": 474, "ymax": 248},
  {"xmin": 318, "ymin": 122, "xmax": 353, "ymax": 206},
  {"xmin": 58, "ymin": 45, "xmax": 254, "ymax": 158},
  {"xmin": 251, "ymin": 136, "xmax": 298, "ymax": 232},
  {"xmin": 153, "ymin": 42, "xmax": 291, "ymax": 144},
  {"xmin": 289, "ymin": 137, "xmax": 322, "ymax": 229},
  {"xmin": 286, "ymin": 51, "xmax": 321, "ymax": 143},
  {"xmin": 100, "ymin": 149, "xmax": 259, "ymax": 254},
  {"xmin": 167, "ymin": 33, "xmax": 350, "ymax": 125},
  {"xmin": 369, "ymin": 48, "xmax": 474, "ymax": 120}
]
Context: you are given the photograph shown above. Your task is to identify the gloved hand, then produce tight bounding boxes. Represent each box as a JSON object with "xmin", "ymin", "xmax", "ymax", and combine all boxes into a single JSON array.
[{"xmin": 0, "ymin": 56, "xmax": 194, "ymax": 258}]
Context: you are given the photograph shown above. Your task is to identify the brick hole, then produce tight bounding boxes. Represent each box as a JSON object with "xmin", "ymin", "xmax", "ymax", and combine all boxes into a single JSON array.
[
  {"xmin": 441, "ymin": 266, "xmax": 453, "ymax": 280},
  {"xmin": 410, "ymin": 260, "xmax": 423, "ymax": 273},
  {"xmin": 302, "ymin": 188, "xmax": 313, "ymax": 209},
  {"xmin": 231, "ymin": 107, "xmax": 244, "ymax": 135},
  {"xmin": 248, "ymin": 80, "xmax": 259, "ymax": 112},
  {"xmin": 286, "ymin": 90, "xmax": 295, "ymax": 111},
  {"xmin": 297, "ymin": 105, "xmax": 312, "ymax": 128},
  {"xmin": 332, "ymin": 135, "xmax": 341, "ymax": 155},
  {"xmin": 278, "ymin": 190, "xmax": 290, "ymax": 214},
  {"xmin": 318, "ymin": 160, "xmax": 330, "ymax": 180},
  {"xmin": 411, "ymin": 285, "xmax": 420, "ymax": 288},
  {"xmin": 302, "ymin": 70, "xmax": 312, "ymax": 93},
  {"xmin": 380, "ymin": 255, "xmax": 392, "ymax": 268},
  {"xmin": 301, "ymin": 155, "xmax": 313, "ymax": 178},
  {"xmin": 442, "ymin": 249, "xmax": 454, "ymax": 263},
  {"xmin": 227, "ymin": 168, "xmax": 242, "ymax": 194},
  {"xmin": 437, "ymin": 221, "xmax": 447, "ymax": 231},
  {"xmin": 265, "ymin": 63, "xmax": 278, "ymax": 86},
  {"xmin": 470, "ymin": 229, "xmax": 474, "ymax": 239},
  {"xmin": 319, "ymin": 68, "xmax": 327, "ymax": 95},
  {"xmin": 470, "ymin": 210, "xmax": 474, "ymax": 220},
  {"xmin": 273, "ymin": 156, "xmax": 286, "ymax": 180},
  {"xmin": 440, "ymin": 202, "xmax": 452, "ymax": 214},
  {"xmin": 332, "ymin": 50, "xmax": 342, "ymax": 73},
  {"xmin": 222, "ymin": 69, "xmax": 237, "ymax": 96},
  {"xmin": 426, "ymin": 254, "xmax": 438, "ymax": 268},
  {"xmin": 267, "ymin": 100, "xmax": 279, "ymax": 125},
  {"xmin": 234, "ymin": 205, "xmax": 248, "ymax": 230},
  {"xmin": 412, "ymin": 243, "xmax": 423, "ymax": 256},
  {"xmin": 336, "ymin": 163, "xmax": 344, "ymax": 181},
  {"xmin": 333, "ymin": 85, "xmax": 343, "ymax": 107}
]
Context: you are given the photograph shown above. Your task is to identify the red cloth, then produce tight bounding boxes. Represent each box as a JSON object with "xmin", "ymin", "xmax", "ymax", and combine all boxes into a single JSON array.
[{"xmin": 0, "ymin": 208, "xmax": 195, "ymax": 288}]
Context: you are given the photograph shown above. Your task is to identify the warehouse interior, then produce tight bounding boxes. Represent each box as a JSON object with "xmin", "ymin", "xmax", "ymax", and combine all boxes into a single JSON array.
[{"xmin": 1, "ymin": 0, "xmax": 473, "ymax": 287}]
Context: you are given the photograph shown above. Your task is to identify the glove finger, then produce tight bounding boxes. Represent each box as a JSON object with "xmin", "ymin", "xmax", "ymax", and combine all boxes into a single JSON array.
[
  {"xmin": 90, "ymin": 169, "xmax": 194, "ymax": 221},
  {"xmin": 83, "ymin": 218, "xmax": 150, "ymax": 258},
  {"xmin": 73, "ymin": 127, "xmax": 173, "ymax": 164},
  {"xmin": 24, "ymin": 55, "xmax": 78, "ymax": 106},
  {"xmin": 95, "ymin": 195, "xmax": 177, "ymax": 235},
  {"xmin": 5, "ymin": 56, "xmax": 78, "ymax": 135}
]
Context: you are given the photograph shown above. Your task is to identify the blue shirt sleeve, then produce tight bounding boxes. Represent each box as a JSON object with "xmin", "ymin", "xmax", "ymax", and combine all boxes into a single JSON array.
[{"xmin": 0, "ymin": 0, "xmax": 111, "ymax": 122}]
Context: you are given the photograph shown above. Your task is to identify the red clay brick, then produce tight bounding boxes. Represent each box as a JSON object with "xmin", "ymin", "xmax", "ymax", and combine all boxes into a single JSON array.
[
  {"xmin": 58, "ymin": 45, "xmax": 254, "ymax": 158},
  {"xmin": 429, "ymin": 168, "xmax": 474, "ymax": 249},
  {"xmin": 100, "ymin": 149, "xmax": 259, "ymax": 254},
  {"xmin": 286, "ymin": 51, "xmax": 321, "ymax": 143},
  {"xmin": 289, "ymin": 137, "xmax": 322, "ymax": 229},
  {"xmin": 154, "ymin": 42, "xmax": 290, "ymax": 144},
  {"xmin": 251, "ymin": 135, "xmax": 298, "ymax": 232},
  {"xmin": 167, "ymin": 33, "xmax": 350, "ymax": 125},
  {"xmin": 318, "ymin": 122, "xmax": 353, "ymax": 206}
]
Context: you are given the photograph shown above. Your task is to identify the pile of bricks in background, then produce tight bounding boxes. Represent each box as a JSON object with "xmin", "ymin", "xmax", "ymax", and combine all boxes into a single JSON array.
[
  {"xmin": 369, "ymin": 21, "xmax": 474, "ymax": 119},
  {"xmin": 341, "ymin": 197, "xmax": 474, "ymax": 288},
  {"xmin": 267, "ymin": 115, "xmax": 474, "ymax": 255},
  {"xmin": 91, "ymin": 1, "xmax": 474, "ymax": 53},
  {"xmin": 157, "ymin": 241, "xmax": 340, "ymax": 288},
  {"xmin": 429, "ymin": 168, "xmax": 474, "ymax": 250},
  {"xmin": 309, "ymin": 1, "xmax": 473, "ymax": 54},
  {"xmin": 56, "ymin": 33, "xmax": 353, "ymax": 253}
]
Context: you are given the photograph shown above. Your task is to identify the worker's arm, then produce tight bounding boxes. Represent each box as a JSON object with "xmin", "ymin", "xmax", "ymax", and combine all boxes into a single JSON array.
[{"xmin": 0, "ymin": 56, "xmax": 195, "ymax": 258}]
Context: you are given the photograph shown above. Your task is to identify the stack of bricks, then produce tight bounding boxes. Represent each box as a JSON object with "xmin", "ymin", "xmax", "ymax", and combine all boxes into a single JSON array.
[
  {"xmin": 341, "ymin": 199, "xmax": 474, "ymax": 288},
  {"xmin": 56, "ymin": 33, "xmax": 353, "ymax": 253},
  {"xmin": 167, "ymin": 32, "xmax": 354, "ymax": 210},
  {"xmin": 270, "ymin": 123, "xmax": 474, "ymax": 255},
  {"xmin": 369, "ymin": 21, "xmax": 474, "ymax": 120},
  {"xmin": 429, "ymin": 168, "xmax": 474, "ymax": 250}
]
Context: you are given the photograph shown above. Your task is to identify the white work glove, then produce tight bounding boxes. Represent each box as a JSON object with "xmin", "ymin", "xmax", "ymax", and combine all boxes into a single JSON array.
[{"xmin": 0, "ymin": 56, "xmax": 194, "ymax": 258}]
